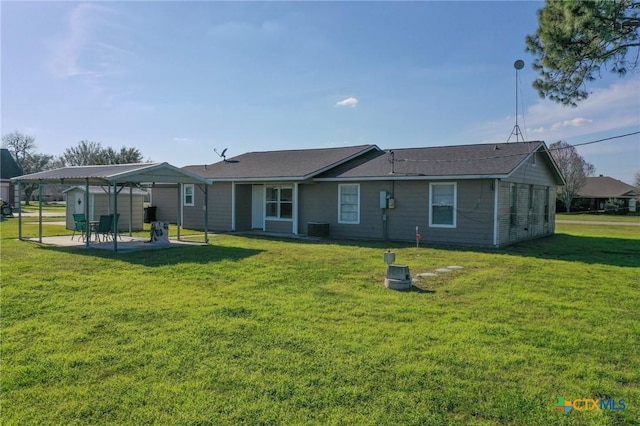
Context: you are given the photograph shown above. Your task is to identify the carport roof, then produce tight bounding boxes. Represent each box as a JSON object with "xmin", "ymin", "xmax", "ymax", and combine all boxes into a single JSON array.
[{"xmin": 12, "ymin": 162, "xmax": 211, "ymax": 185}]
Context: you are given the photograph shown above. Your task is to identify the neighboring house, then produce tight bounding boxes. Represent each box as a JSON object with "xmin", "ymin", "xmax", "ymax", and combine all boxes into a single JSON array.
[
  {"xmin": 0, "ymin": 148, "xmax": 23, "ymax": 205},
  {"xmin": 63, "ymin": 186, "xmax": 147, "ymax": 232},
  {"xmin": 152, "ymin": 142, "xmax": 564, "ymax": 247},
  {"xmin": 572, "ymin": 175, "xmax": 640, "ymax": 214}
]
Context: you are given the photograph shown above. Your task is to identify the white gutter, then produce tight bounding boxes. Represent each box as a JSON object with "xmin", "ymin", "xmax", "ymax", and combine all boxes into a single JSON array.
[{"xmin": 315, "ymin": 174, "xmax": 510, "ymax": 182}]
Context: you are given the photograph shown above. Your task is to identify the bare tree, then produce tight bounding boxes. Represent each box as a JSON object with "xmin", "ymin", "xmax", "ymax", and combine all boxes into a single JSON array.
[
  {"xmin": 2, "ymin": 131, "xmax": 56, "ymax": 205},
  {"xmin": 549, "ymin": 140, "xmax": 596, "ymax": 212},
  {"xmin": 635, "ymin": 171, "xmax": 640, "ymax": 188},
  {"xmin": 2, "ymin": 131, "xmax": 36, "ymax": 170}
]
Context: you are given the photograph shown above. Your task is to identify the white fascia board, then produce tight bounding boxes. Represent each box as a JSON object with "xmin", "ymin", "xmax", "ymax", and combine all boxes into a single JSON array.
[{"xmin": 211, "ymin": 177, "xmax": 305, "ymax": 183}]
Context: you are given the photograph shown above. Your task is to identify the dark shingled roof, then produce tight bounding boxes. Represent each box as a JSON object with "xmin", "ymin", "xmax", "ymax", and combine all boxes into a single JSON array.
[
  {"xmin": 1, "ymin": 148, "xmax": 23, "ymax": 179},
  {"xmin": 318, "ymin": 142, "xmax": 558, "ymax": 180},
  {"xmin": 577, "ymin": 176, "xmax": 639, "ymax": 198},
  {"xmin": 183, "ymin": 145, "xmax": 379, "ymax": 181}
]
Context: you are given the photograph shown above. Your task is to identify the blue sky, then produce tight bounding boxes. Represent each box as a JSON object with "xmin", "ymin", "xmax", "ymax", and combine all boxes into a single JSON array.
[{"xmin": 2, "ymin": 1, "xmax": 639, "ymax": 184}]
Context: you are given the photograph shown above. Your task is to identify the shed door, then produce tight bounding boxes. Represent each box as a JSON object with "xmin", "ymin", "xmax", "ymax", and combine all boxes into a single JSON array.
[
  {"xmin": 74, "ymin": 192, "xmax": 85, "ymax": 215},
  {"xmin": 252, "ymin": 185, "xmax": 264, "ymax": 229}
]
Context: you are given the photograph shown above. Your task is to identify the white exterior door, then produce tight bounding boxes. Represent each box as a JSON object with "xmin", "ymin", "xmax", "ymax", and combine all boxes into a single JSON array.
[
  {"xmin": 74, "ymin": 192, "xmax": 85, "ymax": 215},
  {"xmin": 252, "ymin": 185, "xmax": 264, "ymax": 229}
]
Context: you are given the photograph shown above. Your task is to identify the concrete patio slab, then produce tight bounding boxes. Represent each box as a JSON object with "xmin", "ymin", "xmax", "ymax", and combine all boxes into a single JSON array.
[{"xmin": 22, "ymin": 235, "xmax": 207, "ymax": 252}]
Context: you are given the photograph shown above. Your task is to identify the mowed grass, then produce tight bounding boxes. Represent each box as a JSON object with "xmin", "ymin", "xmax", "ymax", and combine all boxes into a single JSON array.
[
  {"xmin": 1, "ymin": 219, "xmax": 638, "ymax": 425},
  {"xmin": 557, "ymin": 213, "xmax": 640, "ymax": 223}
]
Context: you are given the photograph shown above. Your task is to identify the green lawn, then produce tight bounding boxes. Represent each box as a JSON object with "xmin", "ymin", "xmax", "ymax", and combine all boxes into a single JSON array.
[
  {"xmin": 1, "ymin": 219, "xmax": 638, "ymax": 425},
  {"xmin": 557, "ymin": 213, "xmax": 640, "ymax": 223}
]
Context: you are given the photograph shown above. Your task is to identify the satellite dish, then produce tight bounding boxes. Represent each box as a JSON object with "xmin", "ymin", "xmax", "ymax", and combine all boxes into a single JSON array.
[
  {"xmin": 214, "ymin": 148, "xmax": 228, "ymax": 161},
  {"xmin": 514, "ymin": 59, "xmax": 525, "ymax": 70}
]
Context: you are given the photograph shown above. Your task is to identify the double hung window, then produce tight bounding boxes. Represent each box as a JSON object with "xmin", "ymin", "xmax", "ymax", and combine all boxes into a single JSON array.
[
  {"xmin": 338, "ymin": 184, "xmax": 360, "ymax": 224},
  {"xmin": 429, "ymin": 182, "xmax": 456, "ymax": 227},
  {"xmin": 266, "ymin": 186, "xmax": 293, "ymax": 219},
  {"xmin": 183, "ymin": 184, "xmax": 194, "ymax": 206}
]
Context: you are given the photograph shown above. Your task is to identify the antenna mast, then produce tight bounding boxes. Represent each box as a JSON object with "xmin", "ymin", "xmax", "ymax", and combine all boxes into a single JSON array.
[{"xmin": 507, "ymin": 59, "xmax": 525, "ymax": 143}]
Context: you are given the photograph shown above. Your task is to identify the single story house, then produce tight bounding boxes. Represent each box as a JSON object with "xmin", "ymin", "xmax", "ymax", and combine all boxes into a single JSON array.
[
  {"xmin": 1, "ymin": 148, "xmax": 23, "ymax": 205},
  {"xmin": 572, "ymin": 175, "xmax": 639, "ymax": 214},
  {"xmin": 63, "ymin": 185, "xmax": 147, "ymax": 231},
  {"xmin": 152, "ymin": 142, "xmax": 564, "ymax": 247}
]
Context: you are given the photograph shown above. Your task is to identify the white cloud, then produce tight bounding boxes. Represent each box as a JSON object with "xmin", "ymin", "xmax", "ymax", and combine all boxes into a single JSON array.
[
  {"xmin": 550, "ymin": 117, "xmax": 593, "ymax": 131},
  {"xmin": 173, "ymin": 137, "xmax": 191, "ymax": 144},
  {"xmin": 336, "ymin": 97, "xmax": 358, "ymax": 108},
  {"xmin": 47, "ymin": 4, "xmax": 129, "ymax": 80},
  {"xmin": 524, "ymin": 79, "xmax": 640, "ymax": 141},
  {"xmin": 471, "ymin": 78, "xmax": 640, "ymax": 144}
]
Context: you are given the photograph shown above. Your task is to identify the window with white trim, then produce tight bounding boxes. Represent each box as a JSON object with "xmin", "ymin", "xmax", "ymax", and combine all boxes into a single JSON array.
[
  {"xmin": 266, "ymin": 186, "xmax": 293, "ymax": 220},
  {"xmin": 183, "ymin": 184, "xmax": 194, "ymax": 206},
  {"xmin": 338, "ymin": 184, "xmax": 360, "ymax": 224},
  {"xmin": 429, "ymin": 182, "xmax": 456, "ymax": 227}
]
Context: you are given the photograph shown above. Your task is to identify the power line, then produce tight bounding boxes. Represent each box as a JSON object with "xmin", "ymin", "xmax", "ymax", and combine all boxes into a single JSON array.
[
  {"xmin": 560, "ymin": 131, "xmax": 640, "ymax": 148},
  {"xmin": 394, "ymin": 130, "xmax": 639, "ymax": 163}
]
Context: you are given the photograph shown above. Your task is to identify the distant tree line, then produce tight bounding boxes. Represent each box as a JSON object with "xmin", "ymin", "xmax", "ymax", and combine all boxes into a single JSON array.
[{"xmin": 2, "ymin": 131, "xmax": 148, "ymax": 204}]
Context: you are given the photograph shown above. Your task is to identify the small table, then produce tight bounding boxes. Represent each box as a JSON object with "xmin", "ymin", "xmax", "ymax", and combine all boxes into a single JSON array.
[{"xmin": 89, "ymin": 221, "xmax": 100, "ymax": 242}]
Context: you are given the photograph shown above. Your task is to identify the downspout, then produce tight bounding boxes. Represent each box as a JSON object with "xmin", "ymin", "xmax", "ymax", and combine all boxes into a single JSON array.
[
  {"xmin": 113, "ymin": 181, "xmax": 118, "ymax": 252},
  {"xmin": 129, "ymin": 186, "xmax": 133, "ymax": 236},
  {"xmin": 204, "ymin": 184, "xmax": 209, "ymax": 243},
  {"xmin": 85, "ymin": 179, "xmax": 90, "ymax": 249},
  {"xmin": 493, "ymin": 178, "xmax": 499, "ymax": 247},
  {"xmin": 231, "ymin": 182, "xmax": 236, "ymax": 231},
  {"xmin": 293, "ymin": 182, "xmax": 299, "ymax": 235},
  {"xmin": 17, "ymin": 181, "xmax": 22, "ymax": 240},
  {"xmin": 38, "ymin": 179, "xmax": 43, "ymax": 243},
  {"xmin": 177, "ymin": 184, "xmax": 182, "ymax": 241}
]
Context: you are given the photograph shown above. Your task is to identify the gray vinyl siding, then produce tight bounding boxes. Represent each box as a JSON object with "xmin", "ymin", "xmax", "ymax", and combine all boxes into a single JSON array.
[
  {"xmin": 265, "ymin": 220, "xmax": 293, "ymax": 233},
  {"xmin": 151, "ymin": 186, "xmax": 179, "ymax": 222},
  {"xmin": 182, "ymin": 184, "xmax": 210, "ymax": 229},
  {"xmin": 425, "ymin": 180, "xmax": 494, "ymax": 246},
  {"xmin": 298, "ymin": 182, "xmax": 386, "ymax": 239},
  {"xmin": 152, "ymin": 183, "xmax": 233, "ymax": 231},
  {"xmin": 507, "ymin": 152, "xmax": 558, "ymax": 186},
  {"xmin": 383, "ymin": 180, "xmax": 494, "ymax": 246},
  {"xmin": 210, "ymin": 183, "xmax": 233, "ymax": 231},
  {"xmin": 497, "ymin": 153, "xmax": 559, "ymax": 246},
  {"xmin": 300, "ymin": 180, "xmax": 495, "ymax": 245}
]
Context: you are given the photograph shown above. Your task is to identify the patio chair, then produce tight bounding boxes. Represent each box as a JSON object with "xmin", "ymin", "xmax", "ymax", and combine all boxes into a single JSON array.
[
  {"xmin": 71, "ymin": 213, "xmax": 87, "ymax": 240},
  {"xmin": 95, "ymin": 215, "xmax": 113, "ymax": 242}
]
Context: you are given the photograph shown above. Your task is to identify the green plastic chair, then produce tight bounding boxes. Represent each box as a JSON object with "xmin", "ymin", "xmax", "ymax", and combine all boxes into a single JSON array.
[
  {"xmin": 72, "ymin": 213, "xmax": 87, "ymax": 240},
  {"xmin": 95, "ymin": 215, "xmax": 113, "ymax": 242}
]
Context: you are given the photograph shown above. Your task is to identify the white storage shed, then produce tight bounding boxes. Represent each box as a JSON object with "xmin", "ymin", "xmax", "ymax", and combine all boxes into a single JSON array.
[{"xmin": 64, "ymin": 185, "xmax": 147, "ymax": 232}]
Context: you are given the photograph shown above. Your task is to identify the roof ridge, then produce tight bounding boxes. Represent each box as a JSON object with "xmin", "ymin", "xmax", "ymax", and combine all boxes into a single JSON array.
[
  {"xmin": 383, "ymin": 141, "xmax": 543, "ymax": 151},
  {"xmin": 60, "ymin": 162, "xmax": 159, "ymax": 168},
  {"xmin": 242, "ymin": 144, "xmax": 376, "ymax": 155}
]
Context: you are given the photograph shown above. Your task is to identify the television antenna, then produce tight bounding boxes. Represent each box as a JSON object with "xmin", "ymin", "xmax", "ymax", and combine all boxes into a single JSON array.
[{"xmin": 507, "ymin": 59, "xmax": 525, "ymax": 143}]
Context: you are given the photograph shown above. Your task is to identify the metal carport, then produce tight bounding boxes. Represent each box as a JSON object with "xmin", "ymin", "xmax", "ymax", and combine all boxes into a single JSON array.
[{"xmin": 11, "ymin": 162, "xmax": 212, "ymax": 252}]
